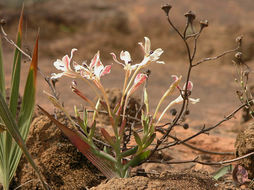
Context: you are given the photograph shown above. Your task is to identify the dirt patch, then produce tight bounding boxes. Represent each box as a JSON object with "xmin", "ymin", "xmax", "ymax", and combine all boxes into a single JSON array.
[
  {"xmin": 91, "ymin": 170, "xmax": 221, "ymax": 190},
  {"xmin": 235, "ymin": 123, "xmax": 254, "ymax": 179},
  {"xmin": 11, "ymin": 113, "xmax": 105, "ymax": 189}
]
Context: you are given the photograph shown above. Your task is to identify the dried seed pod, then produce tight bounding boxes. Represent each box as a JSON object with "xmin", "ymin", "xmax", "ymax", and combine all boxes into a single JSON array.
[
  {"xmin": 200, "ymin": 20, "xmax": 208, "ymax": 29},
  {"xmin": 170, "ymin": 108, "xmax": 177, "ymax": 116},
  {"xmin": 161, "ymin": 4, "xmax": 172, "ymax": 16},
  {"xmin": 183, "ymin": 123, "xmax": 189, "ymax": 129},
  {"xmin": 185, "ymin": 110, "xmax": 190, "ymax": 115},
  {"xmin": 235, "ymin": 52, "xmax": 243, "ymax": 60},
  {"xmin": 0, "ymin": 18, "xmax": 6, "ymax": 26},
  {"xmin": 235, "ymin": 35, "xmax": 243, "ymax": 46},
  {"xmin": 184, "ymin": 11, "xmax": 196, "ymax": 23}
]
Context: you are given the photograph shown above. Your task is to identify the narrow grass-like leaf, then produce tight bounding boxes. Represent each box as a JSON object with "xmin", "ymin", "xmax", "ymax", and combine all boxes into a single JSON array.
[
  {"xmin": 101, "ymin": 128, "xmax": 114, "ymax": 146},
  {"xmin": 143, "ymin": 133, "xmax": 156, "ymax": 149},
  {"xmin": 123, "ymin": 150, "xmax": 150, "ymax": 170},
  {"xmin": 0, "ymin": 38, "xmax": 5, "ymax": 98},
  {"xmin": 38, "ymin": 105, "xmax": 117, "ymax": 179},
  {"xmin": 9, "ymin": 34, "xmax": 39, "ymax": 182},
  {"xmin": 121, "ymin": 146, "xmax": 138, "ymax": 158},
  {"xmin": 0, "ymin": 93, "xmax": 48, "ymax": 190},
  {"xmin": 9, "ymin": 6, "xmax": 23, "ymax": 117},
  {"xmin": 133, "ymin": 131, "xmax": 142, "ymax": 147}
]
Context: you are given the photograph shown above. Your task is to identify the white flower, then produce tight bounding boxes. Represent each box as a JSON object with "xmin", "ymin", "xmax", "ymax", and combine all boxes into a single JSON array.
[
  {"xmin": 51, "ymin": 48, "xmax": 78, "ymax": 79},
  {"xmin": 132, "ymin": 37, "xmax": 164, "ymax": 69}
]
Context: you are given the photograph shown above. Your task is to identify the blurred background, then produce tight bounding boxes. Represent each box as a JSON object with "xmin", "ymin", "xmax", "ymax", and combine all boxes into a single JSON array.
[{"xmin": 0, "ymin": 0, "xmax": 254, "ymax": 129}]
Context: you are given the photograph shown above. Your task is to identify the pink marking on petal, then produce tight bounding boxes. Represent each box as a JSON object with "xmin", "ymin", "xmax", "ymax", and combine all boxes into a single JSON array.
[
  {"xmin": 187, "ymin": 81, "xmax": 193, "ymax": 91},
  {"xmin": 128, "ymin": 73, "xmax": 147, "ymax": 95},
  {"xmin": 90, "ymin": 51, "xmax": 100, "ymax": 68},
  {"xmin": 100, "ymin": 65, "xmax": 111, "ymax": 77},
  {"xmin": 171, "ymin": 75, "xmax": 179, "ymax": 82},
  {"xmin": 63, "ymin": 55, "xmax": 71, "ymax": 71}
]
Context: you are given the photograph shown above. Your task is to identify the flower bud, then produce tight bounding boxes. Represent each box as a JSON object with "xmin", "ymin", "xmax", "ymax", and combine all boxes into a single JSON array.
[{"xmin": 161, "ymin": 4, "xmax": 172, "ymax": 16}]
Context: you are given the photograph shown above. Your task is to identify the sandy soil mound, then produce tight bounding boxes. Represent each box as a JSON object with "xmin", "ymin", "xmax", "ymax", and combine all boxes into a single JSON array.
[
  {"xmin": 11, "ymin": 114, "xmax": 105, "ymax": 189},
  {"xmin": 91, "ymin": 170, "xmax": 220, "ymax": 190}
]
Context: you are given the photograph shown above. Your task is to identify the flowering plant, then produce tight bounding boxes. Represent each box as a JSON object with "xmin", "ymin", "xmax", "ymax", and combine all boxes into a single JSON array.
[{"xmin": 39, "ymin": 35, "xmax": 199, "ymax": 178}]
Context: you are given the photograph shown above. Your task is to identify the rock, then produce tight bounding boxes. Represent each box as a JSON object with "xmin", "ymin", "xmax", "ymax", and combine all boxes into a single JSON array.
[{"xmin": 235, "ymin": 123, "xmax": 254, "ymax": 179}]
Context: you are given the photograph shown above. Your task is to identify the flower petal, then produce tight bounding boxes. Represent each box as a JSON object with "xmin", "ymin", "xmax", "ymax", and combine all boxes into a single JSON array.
[
  {"xmin": 128, "ymin": 73, "xmax": 147, "ymax": 96},
  {"xmin": 51, "ymin": 72, "xmax": 64, "ymax": 80},
  {"xmin": 189, "ymin": 98, "xmax": 200, "ymax": 104},
  {"xmin": 120, "ymin": 51, "xmax": 131, "ymax": 65},
  {"xmin": 73, "ymin": 62, "xmax": 85, "ymax": 72},
  {"xmin": 144, "ymin": 37, "xmax": 151, "ymax": 55},
  {"xmin": 100, "ymin": 65, "xmax": 111, "ymax": 77},
  {"xmin": 70, "ymin": 48, "xmax": 77, "ymax": 60},
  {"xmin": 183, "ymin": 81, "xmax": 193, "ymax": 91},
  {"xmin": 149, "ymin": 48, "xmax": 163, "ymax": 62},
  {"xmin": 94, "ymin": 61, "xmax": 104, "ymax": 78},
  {"xmin": 53, "ymin": 59, "xmax": 66, "ymax": 71},
  {"xmin": 90, "ymin": 51, "xmax": 100, "ymax": 68}
]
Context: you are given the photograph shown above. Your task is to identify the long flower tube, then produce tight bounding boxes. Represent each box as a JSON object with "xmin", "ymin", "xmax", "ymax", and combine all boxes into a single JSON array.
[
  {"xmin": 153, "ymin": 75, "xmax": 182, "ymax": 121},
  {"xmin": 156, "ymin": 76, "xmax": 200, "ymax": 124}
]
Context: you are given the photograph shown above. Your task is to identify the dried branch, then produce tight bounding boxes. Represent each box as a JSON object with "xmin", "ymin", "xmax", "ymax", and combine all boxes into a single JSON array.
[
  {"xmin": 147, "ymin": 151, "xmax": 254, "ymax": 166},
  {"xmin": 193, "ymin": 45, "xmax": 240, "ymax": 67},
  {"xmin": 159, "ymin": 102, "xmax": 248, "ymax": 150},
  {"xmin": 158, "ymin": 133, "xmax": 234, "ymax": 155}
]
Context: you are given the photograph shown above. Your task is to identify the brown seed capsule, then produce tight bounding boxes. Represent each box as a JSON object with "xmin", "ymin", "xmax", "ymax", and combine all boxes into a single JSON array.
[
  {"xmin": 0, "ymin": 19, "xmax": 6, "ymax": 26},
  {"xmin": 235, "ymin": 35, "xmax": 243, "ymax": 45},
  {"xmin": 170, "ymin": 108, "xmax": 177, "ymax": 116},
  {"xmin": 184, "ymin": 11, "xmax": 196, "ymax": 22},
  {"xmin": 235, "ymin": 52, "xmax": 243, "ymax": 60},
  {"xmin": 183, "ymin": 123, "xmax": 189, "ymax": 129},
  {"xmin": 161, "ymin": 4, "xmax": 172, "ymax": 16},
  {"xmin": 200, "ymin": 20, "xmax": 208, "ymax": 29}
]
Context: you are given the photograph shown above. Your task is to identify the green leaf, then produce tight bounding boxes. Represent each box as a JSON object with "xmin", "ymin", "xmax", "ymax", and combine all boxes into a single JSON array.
[
  {"xmin": 123, "ymin": 150, "xmax": 150, "ymax": 170},
  {"xmin": 0, "ymin": 93, "xmax": 48, "ymax": 190},
  {"xmin": 212, "ymin": 164, "xmax": 232, "ymax": 180},
  {"xmin": 38, "ymin": 105, "xmax": 117, "ymax": 179},
  {"xmin": 9, "ymin": 34, "xmax": 39, "ymax": 181},
  {"xmin": 133, "ymin": 131, "xmax": 142, "ymax": 147},
  {"xmin": 9, "ymin": 6, "xmax": 23, "ymax": 117},
  {"xmin": 0, "ymin": 39, "xmax": 5, "ymax": 98},
  {"xmin": 143, "ymin": 133, "xmax": 156, "ymax": 149},
  {"xmin": 121, "ymin": 146, "xmax": 138, "ymax": 158}
]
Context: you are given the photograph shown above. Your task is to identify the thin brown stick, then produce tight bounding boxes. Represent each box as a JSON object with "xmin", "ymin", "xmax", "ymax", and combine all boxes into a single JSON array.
[
  {"xmin": 193, "ymin": 46, "xmax": 240, "ymax": 67},
  {"xmin": 148, "ymin": 151, "xmax": 254, "ymax": 166},
  {"xmin": 159, "ymin": 102, "xmax": 248, "ymax": 150},
  {"xmin": 158, "ymin": 133, "xmax": 234, "ymax": 155}
]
